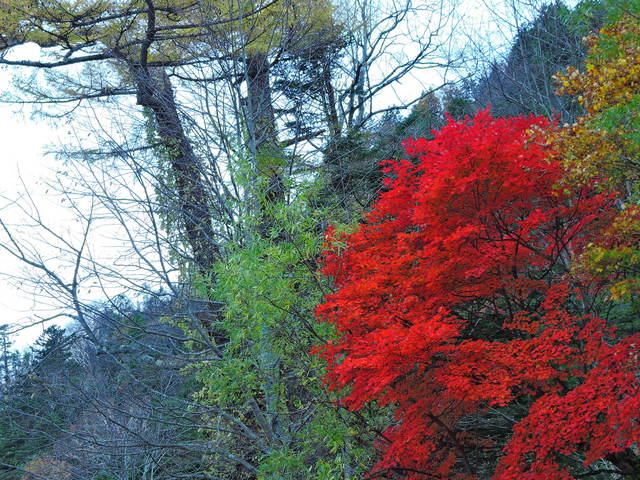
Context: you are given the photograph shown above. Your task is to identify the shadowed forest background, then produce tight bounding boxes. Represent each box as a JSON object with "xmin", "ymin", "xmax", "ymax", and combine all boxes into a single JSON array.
[{"xmin": 0, "ymin": 0, "xmax": 639, "ymax": 479}]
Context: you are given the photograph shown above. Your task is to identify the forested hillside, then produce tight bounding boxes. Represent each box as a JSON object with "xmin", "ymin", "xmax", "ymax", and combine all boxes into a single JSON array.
[{"xmin": 0, "ymin": 0, "xmax": 638, "ymax": 479}]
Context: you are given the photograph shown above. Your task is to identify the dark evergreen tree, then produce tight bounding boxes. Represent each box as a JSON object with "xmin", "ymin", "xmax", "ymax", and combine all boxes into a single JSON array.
[
  {"xmin": 31, "ymin": 326, "xmax": 72, "ymax": 374},
  {"xmin": 0, "ymin": 325, "xmax": 12, "ymax": 389},
  {"xmin": 474, "ymin": 2, "xmax": 591, "ymax": 120}
]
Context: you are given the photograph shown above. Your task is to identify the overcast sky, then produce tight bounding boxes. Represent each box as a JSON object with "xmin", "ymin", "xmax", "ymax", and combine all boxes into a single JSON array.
[{"xmin": 0, "ymin": 106, "xmax": 65, "ymax": 347}]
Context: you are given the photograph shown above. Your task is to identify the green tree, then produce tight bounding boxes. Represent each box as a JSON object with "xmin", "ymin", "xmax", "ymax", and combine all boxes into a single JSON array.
[
  {"xmin": 0, "ymin": 327, "xmax": 79, "ymax": 480},
  {"xmin": 31, "ymin": 326, "xmax": 72, "ymax": 373},
  {"xmin": 0, "ymin": 325, "xmax": 13, "ymax": 388},
  {"xmin": 194, "ymin": 193, "xmax": 380, "ymax": 479}
]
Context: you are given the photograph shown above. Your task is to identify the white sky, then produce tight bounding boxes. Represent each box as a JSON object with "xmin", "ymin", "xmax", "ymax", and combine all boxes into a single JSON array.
[
  {"xmin": 0, "ymin": 71, "xmax": 63, "ymax": 347},
  {"xmin": 0, "ymin": 0, "xmax": 559, "ymax": 350},
  {"xmin": 0, "ymin": 115, "xmax": 59, "ymax": 341},
  {"xmin": 0, "ymin": 122, "xmax": 76, "ymax": 347}
]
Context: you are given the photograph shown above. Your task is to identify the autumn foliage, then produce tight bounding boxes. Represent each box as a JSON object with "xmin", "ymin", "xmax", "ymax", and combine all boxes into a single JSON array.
[
  {"xmin": 315, "ymin": 110, "xmax": 640, "ymax": 479},
  {"xmin": 554, "ymin": 13, "xmax": 640, "ymax": 303},
  {"xmin": 554, "ymin": 14, "xmax": 640, "ymax": 192}
]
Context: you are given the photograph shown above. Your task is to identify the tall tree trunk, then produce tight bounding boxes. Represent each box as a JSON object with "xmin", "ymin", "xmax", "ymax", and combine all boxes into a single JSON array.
[
  {"xmin": 134, "ymin": 67, "xmax": 220, "ymax": 274},
  {"xmin": 246, "ymin": 52, "xmax": 285, "ymax": 232},
  {"xmin": 133, "ymin": 67, "xmax": 226, "ymax": 350},
  {"xmin": 322, "ymin": 60, "xmax": 341, "ymax": 140},
  {"xmin": 245, "ymin": 52, "xmax": 288, "ymax": 444}
]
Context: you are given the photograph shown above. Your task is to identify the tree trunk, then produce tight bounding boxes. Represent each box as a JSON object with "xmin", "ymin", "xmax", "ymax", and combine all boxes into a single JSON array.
[
  {"xmin": 245, "ymin": 53, "xmax": 288, "ymax": 443},
  {"xmin": 322, "ymin": 60, "xmax": 341, "ymax": 140},
  {"xmin": 134, "ymin": 67, "xmax": 220, "ymax": 274},
  {"xmin": 246, "ymin": 52, "xmax": 285, "ymax": 231},
  {"xmin": 133, "ymin": 67, "xmax": 227, "ymax": 350}
]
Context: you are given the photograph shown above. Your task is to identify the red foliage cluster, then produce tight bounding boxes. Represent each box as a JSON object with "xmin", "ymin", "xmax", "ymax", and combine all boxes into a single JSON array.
[{"xmin": 315, "ymin": 110, "xmax": 640, "ymax": 479}]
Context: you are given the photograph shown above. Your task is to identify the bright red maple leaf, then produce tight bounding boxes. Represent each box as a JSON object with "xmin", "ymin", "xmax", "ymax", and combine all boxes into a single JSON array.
[{"xmin": 315, "ymin": 109, "xmax": 639, "ymax": 479}]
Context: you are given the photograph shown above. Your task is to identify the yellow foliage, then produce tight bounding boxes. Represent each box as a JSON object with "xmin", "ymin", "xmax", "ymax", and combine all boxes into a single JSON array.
[
  {"xmin": 556, "ymin": 15, "xmax": 640, "ymax": 301},
  {"xmin": 579, "ymin": 205, "xmax": 640, "ymax": 300},
  {"xmin": 22, "ymin": 456, "xmax": 72, "ymax": 480},
  {"xmin": 0, "ymin": 0, "xmax": 341, "ymax": 69},
  {"xmin": 554, "ymin": 15, "xmax": 640, "ymax": 192},
  {"xmin": 0, "ymin": 0, "xmax": 206, "ymax": 63},
  {"xmin": 203, "ymin": 0, "xmax": 339, "ymax": 55}
]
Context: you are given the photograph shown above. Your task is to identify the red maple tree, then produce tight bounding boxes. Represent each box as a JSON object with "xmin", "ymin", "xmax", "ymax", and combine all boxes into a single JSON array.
[{"xmin": 315, "ymin": 109, "xmax": 640, "ymax": 479}]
